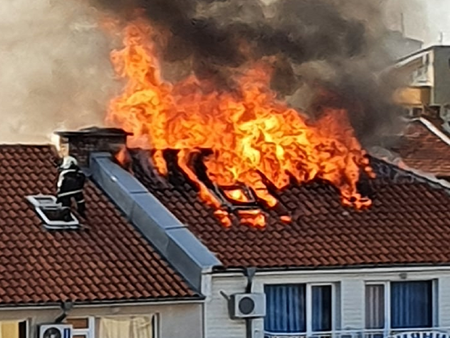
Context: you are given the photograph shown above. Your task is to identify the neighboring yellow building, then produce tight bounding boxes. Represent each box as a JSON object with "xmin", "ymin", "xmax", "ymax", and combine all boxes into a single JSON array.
[{"xmin": 390, "ymin": 45, "xmax": 450, "ymax": 117}]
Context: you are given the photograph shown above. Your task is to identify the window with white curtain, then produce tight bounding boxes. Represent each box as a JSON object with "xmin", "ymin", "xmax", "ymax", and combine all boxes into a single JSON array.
[
  {"xmin": 98, "ymin": 316, "xmax": 155, "ymax": 338},
  {"xmin": 366, "ymin": 284, "xmax": 385, "ymax": 330},
  {"xmin": 0, "ymin": 321, "xmax": 27, "ymax": 338},
  {"xmin": 264, "ymin": 283, "xmax": 337, "ymax": 337},
  {"xmin": 365, "ymin": 281, "xmax": 434, "ymax": 332}
]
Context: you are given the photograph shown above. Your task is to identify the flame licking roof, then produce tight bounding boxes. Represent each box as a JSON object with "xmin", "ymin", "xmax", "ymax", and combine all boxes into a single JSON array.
[
  {"xmin": 107, "ymin": 19, "xmax": 375, "ymax": 227},
  {"xmin": 130, "ymin": 154, "xmax": 450, "ymax": 268}
]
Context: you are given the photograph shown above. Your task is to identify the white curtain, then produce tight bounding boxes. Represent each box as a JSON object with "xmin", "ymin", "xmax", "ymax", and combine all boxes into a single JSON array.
[
  {"xmin": 0, "ymin": 321, "xmax": 20, "ymax": 338},
  {"xmin": 130, "ymin": 317, "xmax": 153, "ymax": 338},
  {"xmin": 365, "ymin": 284, "xmax": 385, "ymax": 329},
  {"xmin": 99, "ymin": 316, "xmax": 153, "ymax": 338}
]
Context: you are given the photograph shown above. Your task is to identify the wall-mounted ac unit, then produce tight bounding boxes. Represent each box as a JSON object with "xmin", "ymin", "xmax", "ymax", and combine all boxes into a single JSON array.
[
  {"xmin": 39, "ymin": 324, "xmax": 73, "ymax": 338},
  {"xmin": 228, "ymin": 293, "xmax": 266, "ymax": 319}
]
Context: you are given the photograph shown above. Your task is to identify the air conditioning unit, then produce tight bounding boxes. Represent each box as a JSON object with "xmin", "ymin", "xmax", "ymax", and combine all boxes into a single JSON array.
[
  {"xmin": 228, "ymin": 293, "xmax": 266, "ymax": 319},
  {"xmin": 39, "ymin": 324, "xmax": 73, "ymax": 338}
]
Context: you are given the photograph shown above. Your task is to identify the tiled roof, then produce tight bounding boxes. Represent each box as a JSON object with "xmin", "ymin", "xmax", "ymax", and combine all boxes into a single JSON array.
[
  {"xmin": 132, "ymin": 152, "xmax": 450, "ymax": 269},
  {"xmin": 394, "ymin": 118, "xmax": 450, "ymax": 177},
  {"xmin": 0, "ymin": 145, "xmax": 197, "ymax": 305}
]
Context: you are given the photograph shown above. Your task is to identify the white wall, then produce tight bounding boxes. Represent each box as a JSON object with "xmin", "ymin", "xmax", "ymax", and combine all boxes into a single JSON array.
[
  {"xmin": 204, "ymin": 267, "xmax": 450, "ymax": 338},
  {"xmin": 439, "ymin": 277, "xmax": 450, "ymax": 327},
  {"xmin": 0, "ymin": 301, "xmax": 203, "ymax": 338},
  {"xmin": 205, "ymin": 276, "xmax": 249, "ymax": 338}
]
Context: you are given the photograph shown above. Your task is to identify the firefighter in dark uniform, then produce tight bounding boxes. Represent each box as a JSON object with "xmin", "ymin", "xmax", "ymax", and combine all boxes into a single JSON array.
[{"xmin": 56, "ymin": 156, "xmax": 87, "ymax": 218}]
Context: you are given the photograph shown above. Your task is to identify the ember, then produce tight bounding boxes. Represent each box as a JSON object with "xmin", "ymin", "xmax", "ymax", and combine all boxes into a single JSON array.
[{"xmin": 106, "ymin": 19, "xmax": 374, "ymax": 227}]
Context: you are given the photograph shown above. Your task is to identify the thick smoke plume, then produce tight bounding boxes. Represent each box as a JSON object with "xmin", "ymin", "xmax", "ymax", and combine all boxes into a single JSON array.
[
  {"xmin": 0, "ymin": 0, "xmax": 412, "ymax": 145},
  {"xmin": 0, "ymin": 0, "xmax": 120, "ymax": 143},
  {"xmin": 92, "ymin": 0, "xmax": 408, "ymax": 146}
]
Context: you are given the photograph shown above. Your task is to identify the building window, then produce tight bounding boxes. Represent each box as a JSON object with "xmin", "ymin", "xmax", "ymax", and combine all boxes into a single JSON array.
[
  {"xmin": 0, "ymin": 321, "xmax": 27, "ymax": 338},
  {"xmin": 411, "ymin": 107, "xmax": 423, "ymax": 117},
  {"xmin": 66, "ymin": 317, "xmax": 95, "ymax": 338},
  {"xmin": 98, "ymin": 316, "xmax": 156, "ymax": 338},
  {"xmin": 366, "ymin": 284, "xmax": 385, "ymax": 329},
  {"xmin": 264, "ymin": 284, "xmax": 337, "ymax": 337},
  {"xmin": 391, "ymin": 281, "xmax": 432, "ymax": 329},
  {"xmin": 312, "ymin": 285, "xmax": 333, "ymax": 332},
  {"xmin": 365, "ymin": 281, "xmax": 434, "ymax": 332}
]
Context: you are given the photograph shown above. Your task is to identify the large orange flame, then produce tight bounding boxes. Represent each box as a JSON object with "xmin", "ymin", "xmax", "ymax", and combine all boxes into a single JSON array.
[{"xmin": 106, "ymin": 19, "xmax": 374, "ymax": 227}]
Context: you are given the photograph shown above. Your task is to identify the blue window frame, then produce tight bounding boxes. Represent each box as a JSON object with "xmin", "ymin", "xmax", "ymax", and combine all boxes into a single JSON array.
[{"xmin": 264, "ymin": 284, "xmax": 335, "ymax": 336}]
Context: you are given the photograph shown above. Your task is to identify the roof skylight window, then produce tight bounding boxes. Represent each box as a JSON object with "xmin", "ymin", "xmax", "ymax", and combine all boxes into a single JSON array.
[{"xmin": 26, "ymin": 195, "xmax": 80, "ymax": 230}]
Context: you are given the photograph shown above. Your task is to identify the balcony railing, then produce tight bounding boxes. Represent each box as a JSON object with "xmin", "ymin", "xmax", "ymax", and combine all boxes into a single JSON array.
[{"xmin": 264, "ymin": 327, "xmax": 450, "ymax": 338}]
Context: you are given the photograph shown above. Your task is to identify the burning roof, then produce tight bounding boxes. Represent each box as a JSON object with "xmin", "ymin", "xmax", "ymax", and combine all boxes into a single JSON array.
[
  {"xmin": 107, "ymin": 19, "xmax": 376, "ymax": 227},
  {"xmin": 129, "ymin": 153, "xmax": 450, "ymax": 268}
]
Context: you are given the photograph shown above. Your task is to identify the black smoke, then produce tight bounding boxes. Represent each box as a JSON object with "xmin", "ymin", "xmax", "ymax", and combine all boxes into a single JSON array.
[{"xmin": 91, "ymin": 0, "xmax": 407, "ymax": 146}]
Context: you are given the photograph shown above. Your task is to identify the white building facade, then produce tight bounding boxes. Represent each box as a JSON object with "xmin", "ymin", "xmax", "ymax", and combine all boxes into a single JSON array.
[{"xmin": 202, "ymin": 267, "xmax": 450, "ymax": 338}]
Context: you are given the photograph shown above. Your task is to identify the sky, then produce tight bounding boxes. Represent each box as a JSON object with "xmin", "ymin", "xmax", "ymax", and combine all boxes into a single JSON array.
[
  {"xmin": 386, "ymin": 0, "xmax": 450, "ymax": 47},
  {"xmin": 0, "ymin": 0, "xmax": 447, "ymax": 144}
]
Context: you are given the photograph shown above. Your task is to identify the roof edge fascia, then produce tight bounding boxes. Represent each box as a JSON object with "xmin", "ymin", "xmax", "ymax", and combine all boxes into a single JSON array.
[
  {"xmin": 211, "ymin": 264, "xmax": 450, "ymax": 276},
  {"xmin": 0, "ymin": 296, "xmax": 205, "ymax": 311}
]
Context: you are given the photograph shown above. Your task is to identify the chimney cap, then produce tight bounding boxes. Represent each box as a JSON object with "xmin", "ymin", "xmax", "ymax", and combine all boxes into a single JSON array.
[{"xmin": 54, "ymin": 126, "xmax": 133, "ymax": 138}]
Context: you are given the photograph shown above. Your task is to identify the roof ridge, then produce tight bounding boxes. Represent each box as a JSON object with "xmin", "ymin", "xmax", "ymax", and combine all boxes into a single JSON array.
[
  {"xmin": 417, "ymin": 117, "xmax": 450, "ymax": 146},
  {"xmin": 369, "ymin": 154, "xmax": 450, "ymax": 191},
  {"xmin": 0, "ymin": 144, "xmax": 53, "ymax": 148}
]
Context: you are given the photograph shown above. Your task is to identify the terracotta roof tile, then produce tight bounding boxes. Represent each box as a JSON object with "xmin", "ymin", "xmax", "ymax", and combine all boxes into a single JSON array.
[
  {"xmin": 132, "ymin": 152, "xmax": 450, "ymax": 269},
  {"xmin": 394, "ymin": 119, "xmax": 450, "ymax": 177},
  {"xmin": 0, "ymin": 145, "xmax": 197, "ymax": 305}
]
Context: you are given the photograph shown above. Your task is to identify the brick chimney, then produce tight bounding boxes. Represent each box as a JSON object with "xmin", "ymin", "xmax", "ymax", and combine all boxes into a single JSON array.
[{"xmin": 54, "ymin": 127, "xmax": 132, "ymax": 167}]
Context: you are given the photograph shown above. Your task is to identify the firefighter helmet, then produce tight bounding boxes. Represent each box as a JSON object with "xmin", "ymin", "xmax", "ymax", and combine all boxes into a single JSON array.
[{"xmin": 60, "ymin": 156, "xmax": 78, "ymax": 170}]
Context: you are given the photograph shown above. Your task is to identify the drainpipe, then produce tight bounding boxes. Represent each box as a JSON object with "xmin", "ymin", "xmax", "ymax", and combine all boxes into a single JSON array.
[
  {"xmin": 244, "ymin": 267, "xmax": 257, "ymax": 338},
  {"xmin": 55, "ymin": 301, "xmax": 73, "ymax": 323}
]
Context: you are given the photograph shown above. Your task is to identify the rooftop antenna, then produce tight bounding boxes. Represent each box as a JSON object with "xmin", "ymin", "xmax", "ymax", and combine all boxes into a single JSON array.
[
  {"xmin": 440, "ymin": 32, "xmax": 444, "ymax": 45},
  {"xmin": 400, "ymin": 12, "xmax": 405, "ymax": 37}
]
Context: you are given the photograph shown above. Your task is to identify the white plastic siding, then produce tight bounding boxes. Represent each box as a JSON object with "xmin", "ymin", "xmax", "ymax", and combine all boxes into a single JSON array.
[
  {"xmin": 205, "ymin": 275, "xmax": 248, "ymax": 338},
  {"xmin": 439, "ymin": 276, "xmax": 450, "ymax": 327},
  {"xmin": 205, "ymin": 268, "xmax": 450, "ymax": 338},
  {"xmin": 341, "ymin": 279, "xmax": 364, "ymax": 330}
]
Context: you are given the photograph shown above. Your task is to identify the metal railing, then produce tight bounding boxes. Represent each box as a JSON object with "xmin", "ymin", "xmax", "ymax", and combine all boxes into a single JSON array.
[{"xmin": 264, "ymin": 327, "xmax": 450, "ymax": 338}]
